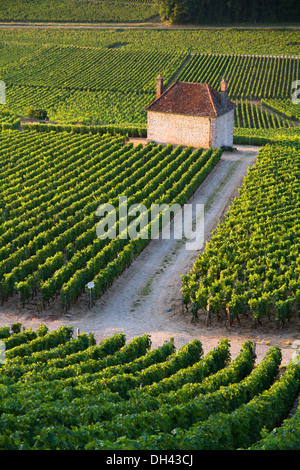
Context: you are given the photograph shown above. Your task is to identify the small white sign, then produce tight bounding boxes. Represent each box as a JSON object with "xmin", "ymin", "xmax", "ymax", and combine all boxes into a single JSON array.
[{"xmin": 87, "ymin": 281, "xmax": 95, "ymax": 289}]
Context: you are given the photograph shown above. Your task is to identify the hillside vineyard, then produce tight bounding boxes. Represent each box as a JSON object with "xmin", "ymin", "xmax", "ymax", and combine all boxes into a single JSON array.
[
  {"xmin": 0, "ymin": 130, "xmax": 222, "ymax": 310},
  {"xmin": 182, "ymin": 143, "xmax": 300, "ymax": 328},
  {"xmin": 0, "ymin": 324, "xmax": 299, "ymax": 450},
  {"xmin": 1, "ymin": 22, "xmax": 300, "ymax": 454},
  {"xmin": 1, "ymin": 41, "xmax": 299, "ymax": 128}
]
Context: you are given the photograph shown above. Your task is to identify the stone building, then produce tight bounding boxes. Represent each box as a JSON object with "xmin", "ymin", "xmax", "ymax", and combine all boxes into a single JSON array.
[{"xmin": 145, "ymin": 76, "xmax": 236, "ymax": 148}]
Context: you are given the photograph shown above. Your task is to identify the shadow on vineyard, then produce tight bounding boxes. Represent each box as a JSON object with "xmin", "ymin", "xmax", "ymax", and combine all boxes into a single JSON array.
[
  {"xmin": 182, "ymin": 143, "xmax": 300, "ymax": 332},
  {"xmin": 0, "ymin": 324, "xmax": 300, "ymax": 450},
  {"xmin": 1, "ymin": 22, "xmax": 300, "ymax": 453}
]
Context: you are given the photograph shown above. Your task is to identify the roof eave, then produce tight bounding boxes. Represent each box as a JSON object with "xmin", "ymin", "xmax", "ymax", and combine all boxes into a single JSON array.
[
  {"xmin": 146, "ymin": 109, "xmax": 218, "ymax": 118},
  {"xmin": 206, "ymin": 83, "xmax": 218, "ymax": 117},
  {"xmin": 145, "ymin": 80, "xmax": 237, "ymax": 116}
]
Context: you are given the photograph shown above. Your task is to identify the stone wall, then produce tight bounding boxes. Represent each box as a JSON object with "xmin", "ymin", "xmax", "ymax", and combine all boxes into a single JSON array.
[
  {"xmin": 147, "ymin": 111, "xmax": 211, "ymax": 148},
  {"xmin": 147, "ymin": 109, "xmax": 235, "ymax": 148},
  {"xmin": 211, "ymin": 109, "xmax": 235, "ymax": 148}
]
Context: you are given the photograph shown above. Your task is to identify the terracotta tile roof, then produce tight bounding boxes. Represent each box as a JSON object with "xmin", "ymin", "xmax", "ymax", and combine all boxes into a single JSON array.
[{"xmin": 145, "ymin": 81, "xmax": 236, "ymax": 117}]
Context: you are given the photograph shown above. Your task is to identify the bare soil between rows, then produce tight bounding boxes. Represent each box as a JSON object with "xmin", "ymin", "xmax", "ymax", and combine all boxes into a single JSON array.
[{"xmin": 1, "ymin": 144, "xmax": 299, "ymax": 365}]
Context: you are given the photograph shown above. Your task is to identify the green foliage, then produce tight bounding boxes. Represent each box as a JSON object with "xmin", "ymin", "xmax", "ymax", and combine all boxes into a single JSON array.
[
  {"xmin": 262, "ymin": 98, "xmax": 300, "ymax": 122},
  {"xmin": 5, "ymin": 326, "xmax": 74, "ymax": 360},
  {"xmin": 129, "ymin": 338, "xmax": 231, "ymax": 399},
  {"xmin": 234, "ymin": 126, "xmax": 300, "ymax": 146},
  {"xmin": 22, "ymin": 122, "xmax": 147, "ymax": 138},
  {"xmin": 3, "ymin": 328, "xmax": 37, "ymax": 350},
  {"xmin": 249, "ymin": 404, "xmax": 300, "ymax": 450},
  {"xmin": 11, "ymin": 323, "xmax": 22, "ymax": 334},
  {"xmin": 1, "ymin": 27, "xmax": 300, "ymax": 55},
  {"xmin": 235, "ymin": 99, "xmax": 295, "ymax": 129},
  {"xmin": 26, "ymin": 106, "xmax": 48, "ymax": 121},
  {"xmin": 1, "ymin": 30, "xmax": 300, "ymax": 130},
  {"xmin": 0, "ymin": 109, "xmax": 20, "ymax": 130},
  {"xmin": 95, "ymin": 345, "xmax": 282, "ymax": 448},
  {"xmin": 2, "ymin": 46, "xmax": 186, "ymax": 95},
  {"xmin": 0, "ymin": 130, "xmax": 221, "ymax": 310},
  {"xmin": 0, "ymin": 0, "xmax": 159, "ymax": 23},
  {"xmin": 0, "ymin": 325, "xmax": 10, "ymax": 339},
  {"xmin": 0, "ymin": 326, "xmax": 299, "ymax": 450},
  {"xmin": 178, "ymin": 54, "xmax": 300, "ymax": 100},
  {"xmin": 182, "ymin": 142, "xmax": 300, "ymax": 326},
  {"xmin": 156, "ymin": 0, "xmax": 300, "ymax": 24}
]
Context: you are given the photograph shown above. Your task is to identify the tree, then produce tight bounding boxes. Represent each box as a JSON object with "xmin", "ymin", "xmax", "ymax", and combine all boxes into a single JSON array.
[
  {"xmin": 155, "ymin": 0, "xmax": 300, "ymax": 24},
  {"xmin": 26, "ymin": 106, "xmax": 48, "ymax": 121},
  {"xmin": 156, "ymin": 0, "xmax": 190, "ymax": 24}
]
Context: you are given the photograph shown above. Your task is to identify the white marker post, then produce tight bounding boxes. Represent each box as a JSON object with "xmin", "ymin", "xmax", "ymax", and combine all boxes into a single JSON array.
[{"xmin": 87, "ymin": 281, "xmax": 95, "ymax": 309}]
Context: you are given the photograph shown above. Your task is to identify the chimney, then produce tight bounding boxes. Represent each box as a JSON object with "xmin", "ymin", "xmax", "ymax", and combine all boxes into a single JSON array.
[
  {"xmin": 156, "ymin": 74, "xmax": 164, "ymax": 99},
  {"xmin": 220, "ymin": 78, "xmax": 228, "ymax": 109}
]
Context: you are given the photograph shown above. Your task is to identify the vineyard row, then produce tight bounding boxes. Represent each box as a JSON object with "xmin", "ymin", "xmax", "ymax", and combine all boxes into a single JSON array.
[
  {"xmin": 0, "ymin": 130, "xmax": 221, "ymax": 310},
  {"xmin": 0, "ymin": 324, "xmax": 299, "ymax": 450},
  {"xmin": 182, "ymin": 143, "xmax": 300, "ymax": 327}
]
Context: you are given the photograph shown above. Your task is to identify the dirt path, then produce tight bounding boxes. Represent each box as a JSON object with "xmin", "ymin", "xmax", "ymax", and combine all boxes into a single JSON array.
[
  {"xmin": 0, "ymin": 22, "xmax": 299, "ymax": 30},
  {"xmin": 1, "ymin": 144, "xmax": 299, "ymax": 364},
  {"xmin": 77, "ymin": 146, "xmax": 258, "ymax": 340}
]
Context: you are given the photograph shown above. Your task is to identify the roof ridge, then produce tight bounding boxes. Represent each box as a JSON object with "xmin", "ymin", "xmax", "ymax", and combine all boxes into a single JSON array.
[
  {"xmin": 145, "ymin": 81, "xmax": 236, "ymax": 116},
  {"xmin": 145, "ymin": 80, "xmax": 178, "ymax": 111}
]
